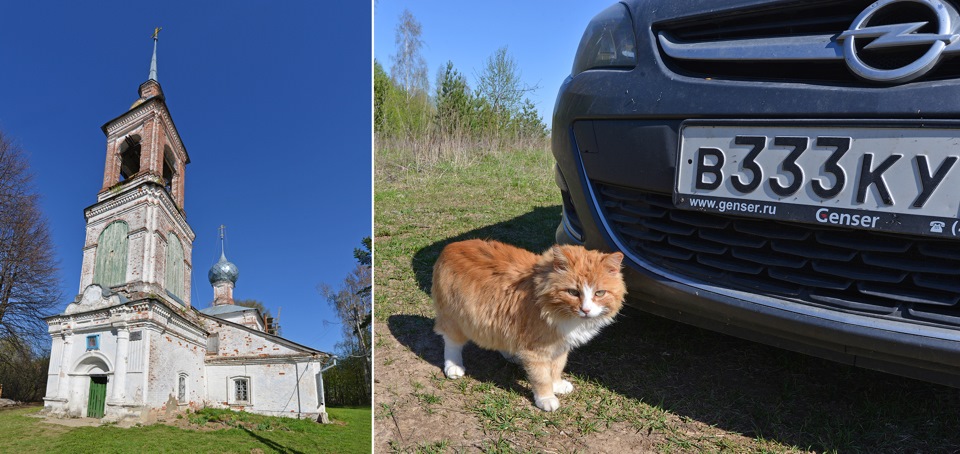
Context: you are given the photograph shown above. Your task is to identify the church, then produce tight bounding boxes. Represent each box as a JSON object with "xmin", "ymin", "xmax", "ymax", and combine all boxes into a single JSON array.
[{"xmin": 40, "ymin": 34, "xmax": 335, "ymax": 423}]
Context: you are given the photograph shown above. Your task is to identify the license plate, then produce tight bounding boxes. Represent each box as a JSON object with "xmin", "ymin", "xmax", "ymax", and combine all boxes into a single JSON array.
[{"xmin": 674, "ymin": 122, "xmax": 960, "ymax": 239}]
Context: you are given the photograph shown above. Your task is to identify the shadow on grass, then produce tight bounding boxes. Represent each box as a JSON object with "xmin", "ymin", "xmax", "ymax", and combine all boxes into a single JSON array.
[
  {"xmin": 388, "ymin": 204, "xmax": 960, "ymax": 453},
  {"xmin": 390, "ymin": 205, "xmax": 562, "ymax": 397},
  {"xmin": 239, "ymin": 426, "xmax": 305, "ymax": 454}
]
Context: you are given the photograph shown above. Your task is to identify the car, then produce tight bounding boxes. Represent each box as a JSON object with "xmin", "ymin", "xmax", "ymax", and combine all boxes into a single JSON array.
[{"xmin": 552, "ymin": 0, "xmax": 960, "ymax": 386}]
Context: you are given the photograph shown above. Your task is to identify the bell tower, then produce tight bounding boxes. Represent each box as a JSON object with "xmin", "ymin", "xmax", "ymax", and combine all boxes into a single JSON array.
[{"xmin": 78, "ymin": 29, "xmax": 196, "ymax": 306}]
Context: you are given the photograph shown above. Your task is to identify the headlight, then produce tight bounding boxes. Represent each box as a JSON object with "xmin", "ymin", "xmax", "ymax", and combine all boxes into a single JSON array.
[{"xmin": 571, "ymin": 2, "xmax": 638, "ymax": 76}]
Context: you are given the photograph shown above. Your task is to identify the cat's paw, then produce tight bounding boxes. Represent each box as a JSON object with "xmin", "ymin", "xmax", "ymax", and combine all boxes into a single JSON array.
[
  {"xmin": 534, "ymin": 395, "xmax": 560, "ymax": 412},
  {"xmin": 553, "ymin": 379, "xmax": 574, "ymax": 395},
  {"xmin": 443, "ymin": 364, "xmax": 465, "ymax": 379}
]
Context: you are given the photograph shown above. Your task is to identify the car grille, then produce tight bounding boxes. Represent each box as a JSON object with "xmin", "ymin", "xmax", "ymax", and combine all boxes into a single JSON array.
[
  {"xmin": 594, "ymin": 182, "xmax": 960, "ymax": 328},
  {"xmin": 653, "ymin": 0, "xmax": 960, "ymax": 84}
]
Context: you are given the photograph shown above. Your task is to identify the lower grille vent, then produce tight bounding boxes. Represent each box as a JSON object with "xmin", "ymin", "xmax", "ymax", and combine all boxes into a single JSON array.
[{"xmin": 595, "ymin": 182, "xmax": 960, "ymax": 327}]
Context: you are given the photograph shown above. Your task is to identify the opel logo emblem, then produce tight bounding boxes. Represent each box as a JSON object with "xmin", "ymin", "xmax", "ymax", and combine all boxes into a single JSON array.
[{"xmin": 838, "ymin": 0, "xmax": 960, "ymax": 83}]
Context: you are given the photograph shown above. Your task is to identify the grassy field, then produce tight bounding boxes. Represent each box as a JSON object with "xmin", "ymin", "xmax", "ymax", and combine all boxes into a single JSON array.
[
  {"xmin": 374, "ymin": 146, "xmax": 960, "ymax": 453},
  {"xmin": 0, "ymin": 405, "xmax": 370, "ymax": 453}
]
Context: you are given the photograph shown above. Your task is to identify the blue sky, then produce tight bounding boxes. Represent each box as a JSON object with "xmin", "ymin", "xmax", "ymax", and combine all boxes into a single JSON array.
[
  {"xmin": 373, "ymin": 0, "xmax": 615, "ymax": 129},
  {"xmin": 0, "ymin": 1, "xmax": 372, "ymax": 354}
]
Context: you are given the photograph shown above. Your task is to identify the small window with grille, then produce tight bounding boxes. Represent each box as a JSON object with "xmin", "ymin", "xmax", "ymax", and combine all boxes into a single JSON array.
[{"xmin": 234, "ymin": 378, "xmax": 249, "ymax": 403}]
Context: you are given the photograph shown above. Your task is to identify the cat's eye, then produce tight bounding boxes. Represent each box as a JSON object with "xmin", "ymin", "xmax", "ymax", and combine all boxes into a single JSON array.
[
  {"xmin": 595, "ymin": 290, "xmax": 607, "ymax": 297},
  {"xmin": 567, "ymin": 289, "xmax": 581, "ymax": 297}
]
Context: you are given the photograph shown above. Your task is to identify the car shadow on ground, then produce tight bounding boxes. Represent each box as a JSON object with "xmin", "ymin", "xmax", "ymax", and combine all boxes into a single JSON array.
[{"xmin": 388, "ymin": 205, "xmax": 960, "ymax": 452}]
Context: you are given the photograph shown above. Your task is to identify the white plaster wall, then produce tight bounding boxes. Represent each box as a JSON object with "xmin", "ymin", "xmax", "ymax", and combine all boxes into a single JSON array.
[
  {"xmin": 120, "ymin": 329, "xmax": 147, "ymax": 405},
  {"xmin": 44, "ymin": 302, "xmax": 328, "ymax": 422},
  {"xmin": 144, "ymin": 327, "xmax": 206, "ymax": 408},
  {"xmin": 205, "ymin": 361, "xmax": 322, "ymax": 418},
  {"xmin": 78, "ymin": 245, "xmax": 97, "ymax": 295},
  {"xmin": 66, "ymin": 328, "xmax": 120, "ymax": 372},
  {"xmin": 49, "ymin": 325, "xmax": 119, "ymax": 417},
  {"xmin": 44, "ymin": 335, "xmax": 63, "ymax": 404}
]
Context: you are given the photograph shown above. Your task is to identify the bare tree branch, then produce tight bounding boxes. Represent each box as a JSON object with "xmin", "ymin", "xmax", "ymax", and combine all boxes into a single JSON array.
[
  {"xmin": 390, "ymin": 9, "xmax": 429, "ymax": 97},
  {"xmin": 317, "ymin": 238, "xmax": 372, "ymax": 405},
  {"xmin": 0, "ymin": 130, "xmax": 62, "ymax": 402},
  {"xmin": 0, "ymin": 131, "xmax": 62, "ymax": 346}
]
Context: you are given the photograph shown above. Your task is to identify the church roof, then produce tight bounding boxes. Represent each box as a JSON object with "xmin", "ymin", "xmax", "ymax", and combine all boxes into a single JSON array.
[{"xmin": 199, "ymin": 304, "xmax": 254, "ymax": 317}]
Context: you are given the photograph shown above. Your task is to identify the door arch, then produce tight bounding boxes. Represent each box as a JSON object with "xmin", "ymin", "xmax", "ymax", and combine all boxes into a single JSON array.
[{"xmin": 72, "ymin": 353, "xmax": 112, "ymax": 418}]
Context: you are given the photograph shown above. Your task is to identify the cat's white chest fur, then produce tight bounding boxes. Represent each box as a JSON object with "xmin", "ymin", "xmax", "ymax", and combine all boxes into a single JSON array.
[{"xmin": 557, "ymin": 316, "xmax": 613, "ymax": 348}]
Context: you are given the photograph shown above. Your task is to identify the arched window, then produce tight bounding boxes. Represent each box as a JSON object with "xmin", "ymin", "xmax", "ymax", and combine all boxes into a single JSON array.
[
  {"xmin": 162, "ymin": 146, "xmax": 176, "ymax": 195},
  {"xmin": 93, "ymin": 221, "xmax": 128, "ymax": 288},
  {"xmin": 178, "ymin": 373, "xmax": 187, "ymax": 403},
  {"xmin": 119, "ymin": 136, "xmax": 141, "ymax": 181},
  {"xmin": 165, "ymin": 233, "xmax": 184, "ymax": 299}
]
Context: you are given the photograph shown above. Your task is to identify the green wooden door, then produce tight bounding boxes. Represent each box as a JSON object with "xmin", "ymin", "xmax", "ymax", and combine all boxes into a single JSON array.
[{"xmin": 87, "ymin": 376, "xmax": 107, "ymax": 418}]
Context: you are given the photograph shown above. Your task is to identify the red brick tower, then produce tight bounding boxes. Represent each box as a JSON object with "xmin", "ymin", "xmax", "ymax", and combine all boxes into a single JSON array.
[{"xmin": 77, "ymin": 30, "xmax": 196, "ymax": 306}]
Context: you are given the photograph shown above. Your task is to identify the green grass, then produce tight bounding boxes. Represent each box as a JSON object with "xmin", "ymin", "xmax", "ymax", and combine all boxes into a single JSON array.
[
  {"xmin": 0, "ymin": 405, "xmax": 370, "ymax": 453},
  {"xmin": 374, "ymin": 147, "xmax": 680, "ymax": 452},
  {"xmin": 375, "ymin": 148, "xmax": 560, "ymax": 323},
  {"xmin": 375, "ymin": 145, "xmax": 960, "ymax": 453}
]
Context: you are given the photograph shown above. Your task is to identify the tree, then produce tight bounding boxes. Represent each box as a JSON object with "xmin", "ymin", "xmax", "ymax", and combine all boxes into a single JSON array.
[
  {"xmin": 321, "ymin": 354, "xmax": 368, "ymax": 406},
  {"xmin": 435, "ymin": 61, "xmax": 471, "ymax": 135},
  {"xmin": 318, "ymin": 238, "xmax": 372, "ymax": 404},
  {"xmin": 320, "ymin": 264, "xmax": 371, "ymax": 359},
  {"xmin": 474, "ymin": 46, "xmax": 537, "ymax": 134},
  {"xmin": 353, "ymin": 236, "xmax": 371, "ymax": 305},
  {"xmin": 385, "ymin": 11, "xmax": 432, "ymax": 139},
  {"xmin": 353, "ymin": 236, "xmax": 371, "ymax": 267},
  {"xmin": 373, "ymin": 60, "xmax": 392, "ymax": 134},
  {"xmin": 513, "ymin": 98, "xmax": 548, "ymax": 140},
  {"xmin": 0, "ymin": 336, "xmax": 48, "ymax": 402},
  {"xmin": 390, "ymin": 9, "xmax": 429, "ymax": 97},
  {"xmin": 0, "ymin": 131, "xmax": 61, "ymax": 346}
]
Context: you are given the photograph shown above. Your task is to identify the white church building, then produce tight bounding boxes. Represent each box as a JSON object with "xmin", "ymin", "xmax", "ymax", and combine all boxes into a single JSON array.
[{"xmin": 41, "ymin": 36, "xmax": 336, "ymax": 423}]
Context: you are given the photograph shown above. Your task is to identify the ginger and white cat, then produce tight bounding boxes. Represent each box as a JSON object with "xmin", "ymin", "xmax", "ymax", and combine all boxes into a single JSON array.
[{"xmin": 432, "ymin": 239, "xmax": 626, "ymax": 412}]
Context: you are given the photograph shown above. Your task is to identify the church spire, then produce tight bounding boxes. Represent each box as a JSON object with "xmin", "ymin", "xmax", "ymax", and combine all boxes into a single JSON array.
[
  {"xmin": 148, "ymin": 27, "xmax": 161, "ymax": 81},
  {"xmin": 133, "ymin": 27, "xmax": 165, "ymax": 108},
  {"xmin": 218, "ymin": 224, "xmax": 228, "ymax": 260}
]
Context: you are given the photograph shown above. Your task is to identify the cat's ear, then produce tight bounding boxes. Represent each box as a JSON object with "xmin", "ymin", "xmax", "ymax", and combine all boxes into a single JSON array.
[
  {"xmin": 603, "ymin": 252, "xmax": 624, "ymax": 273},
  {"xmin": 551, "ymin": 245, "xmax": 570, "ymax": 271}
]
